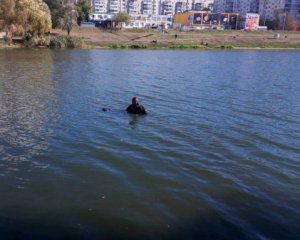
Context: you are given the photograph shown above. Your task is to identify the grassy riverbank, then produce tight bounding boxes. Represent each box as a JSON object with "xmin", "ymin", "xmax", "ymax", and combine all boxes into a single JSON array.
[
  {"xmin": 49, "ymin": 27, "xmax": 300, "ymax": 50},
  {"xmin": 2, "ymin": 27, "xmax": 300, "ymax": 50}
]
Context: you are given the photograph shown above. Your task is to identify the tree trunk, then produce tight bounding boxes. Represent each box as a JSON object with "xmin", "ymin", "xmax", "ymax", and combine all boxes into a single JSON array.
[{"xmin": 5, "ymin": 30, "xmax": 12, "ymax": 45}]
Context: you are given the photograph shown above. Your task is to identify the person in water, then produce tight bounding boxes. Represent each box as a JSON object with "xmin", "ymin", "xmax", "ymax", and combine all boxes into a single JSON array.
[{"xmin": 126, "ymin": 97, "xmax": 147, "ymax": 114}]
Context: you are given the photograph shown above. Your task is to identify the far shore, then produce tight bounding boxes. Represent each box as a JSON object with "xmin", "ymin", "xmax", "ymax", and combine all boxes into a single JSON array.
[{"xmin": 1, "ymin": 27, "xmax": 300, "ymax": 50}]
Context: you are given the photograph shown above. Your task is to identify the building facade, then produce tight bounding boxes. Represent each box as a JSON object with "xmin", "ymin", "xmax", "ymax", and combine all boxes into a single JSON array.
[
  {"xmin": 258, "ymin": 0, "xmax": 285, "ymax": 20},
  {"xmin": 214, "ymin": 0, "xmax": 300, "ymax": 21},
  {"xmin": 173, "ymin": 11, "xmax": 239, "ymax": 30},
  {"xmin": 285, "ymin": 0, "xmax": 300, "ymax": 16},
  {"xmin": 90, "ymin": 0, "xmax": 213, "ymax": 15},
  {"xmin": 214, "ymin": 0, "xmax": 260, "ymax": 19},
  {"xmin": 92, "ymin": 0, "xmax": 108, "ymax": 12}
]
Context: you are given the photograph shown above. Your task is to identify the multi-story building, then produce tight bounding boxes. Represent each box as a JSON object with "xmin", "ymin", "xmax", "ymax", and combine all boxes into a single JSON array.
[
  {"xmin": 128, "ymin": 0, "xmax": 141, "ymax": 14},
  {"xmin": 125, "ymin": 14, "xmax": 173, "ymax": 28},
  {"xmin": 258, "ymin": 0, "xmax": 285, "ymax": 20},
  {"xmin": 108, "ymin": 0, "xmax": 127, "ymax": 13},
  {"xmin": 92, "ymin": 0, "xmax": 108, "ymax": 12},
  {"xmin": 214, "ymin": 0, "xmax": 260, "ymax": 19},
  {"xmin": 153, "ymin": 0, "xmax": 161, "ymax": 14},
  {"xmin": 285, "ymin": 0, "xmax": 300, "ymax": 16},
  {"xmin": 141, "ymin": 0, "xmax": 153, "ymax": 14},
  {"xmin": 161, "ymin": 1, "xmax": 174, "ymax": 15},
  {"xmin": 90, "ymin": 0, "xmax": 213, "ymax": 15},
  {"xmin": 193, "ymin": 0, "xmax": 214, "ymax": 10},
  {"xmin": 175, "ymin": 2, "xmax": 188, "ymax": 14},
  {"xmin": 214, "ymin": 0, "xmax": 300, "ymax": 21}
]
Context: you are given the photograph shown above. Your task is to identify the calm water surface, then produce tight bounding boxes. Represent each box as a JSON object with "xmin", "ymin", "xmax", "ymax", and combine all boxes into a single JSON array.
[{"xmin": 0, "ymin": 49, "xmax": 299, "ymax": 239}]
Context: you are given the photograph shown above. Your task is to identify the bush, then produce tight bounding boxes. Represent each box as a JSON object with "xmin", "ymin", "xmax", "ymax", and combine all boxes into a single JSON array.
[
  {"xmin": 168, "ymin": 44, "xmax": 206, "ymax": 49},
  {"xmin": 48, "ymin": 36, "xmax": 84, "ymax": 48},
  {"xmin": 110, "ymin": 44, "xmax": 118, "ymax": 49},
  {"xmin": 128, "ymin": 44, "xmax": 147, "ymax": 49},
  {"xmin": 65, "ymin": 37, "xmax": 75, "ymax": 48},
  {"xmin": 49, "ymin": 36, "xmax": 66, "ymax": 48},
  {"xmin": 24, "ymin": 36, "xmax": 50, "ymax": 47},
  {"xmin": 217, "ymin": 45, "xmax": 233, "ymax": 49},
  {"xmin": 0, "ymin": 39, "xmax": 6, "ymax": 46}
]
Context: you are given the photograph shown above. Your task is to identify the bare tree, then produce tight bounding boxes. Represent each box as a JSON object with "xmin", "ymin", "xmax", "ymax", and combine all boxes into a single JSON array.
[
  {"xmin": 115, "ymin": 12, "xmax": 130, "ymax": 30},
  {"xmin": 62, "ymin": 5, "xmax": 77, "ymax": 35}
]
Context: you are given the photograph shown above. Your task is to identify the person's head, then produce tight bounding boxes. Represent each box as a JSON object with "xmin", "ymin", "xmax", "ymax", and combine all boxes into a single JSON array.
[{"xmin": 132, "ymin": 97, "xmax": 139, "ymax": 106}]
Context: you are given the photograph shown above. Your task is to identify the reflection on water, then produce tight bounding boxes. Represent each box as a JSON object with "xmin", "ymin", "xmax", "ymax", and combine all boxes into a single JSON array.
[
  {"xmin": 0, "ymin": 49, "xmax": 300, "ymax": 240},
  {"xmin": 0, "ymin": 50, "xmax": 57, "ymax": 178},
  {"xmin": 129, "ymin": 115, "xmax": 139, "ymax": 127}
]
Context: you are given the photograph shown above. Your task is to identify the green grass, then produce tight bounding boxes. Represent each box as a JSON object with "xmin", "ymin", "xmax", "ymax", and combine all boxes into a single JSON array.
[
  {"xmin": 0, "ymin": 39, "xmax": 5, "ymax": 46},
  {"xmin": 87, "ymin": 41, "xmax": 300, "ymax": 50},
  {"xmin": 168, "ymin": 44, "xmax": 207, "ymax": 49},
  {"xmin": 233, "ymin": 42, "xmax": 300, "ymax": 48},
  {"xmin": 2, "ymin": 29, "xmax": 300, "ymax": 50},
  {"xmin": 105, "ymin": 43, "xmax": 233, "ymax": 50}
]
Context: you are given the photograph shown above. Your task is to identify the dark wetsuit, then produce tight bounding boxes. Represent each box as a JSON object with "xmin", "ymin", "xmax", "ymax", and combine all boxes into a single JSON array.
[{"xmin": 126, "ymin": 104, "xmax": 147, "ymax": 114}]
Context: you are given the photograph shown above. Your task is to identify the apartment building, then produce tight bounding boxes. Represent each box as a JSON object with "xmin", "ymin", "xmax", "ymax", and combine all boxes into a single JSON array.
[
  {"xmin": 92, "ymin": 0, "xmax": 108, "ymax": 12},
  {"xmin": 161, "ymin": 1, "xmax": 174, "ymax": 15},
  {"xmin": 258, "ymin": 0, "xmax": 285, "ymax": 20},
  {"xmin": 109, "ymin": 0, "xmax": 127, "ymax": 13},
  {"xmin": 214, "ymin": 0, "xmax": 300, "ymax": 20},
  {"xmin": 90, "ymin": 0, "xmax": 213, "ymax": 15},
  {"xmin": 141, "ymin": 0, "xmax": 154, "ymax": 14},
  {"xmin": 128, "ymin": 0, "xmax": 141, "ymax": 14},
  {"xmin": 214, "ymin": 0, "xmax": 260, "ymax": 18},
  {"xmin": 285, "ymin": 0, "xmax": 300, "ymax": 16}
]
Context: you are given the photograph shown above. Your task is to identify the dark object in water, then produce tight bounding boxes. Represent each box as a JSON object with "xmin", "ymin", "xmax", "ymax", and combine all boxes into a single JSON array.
[
  {"xmin": 126, "ymin": 105, "xmax": 147, "ymax": 115},
  {"xmin": 102, "ymin": 108, "xmax": 110, "ymax": 112},
  {"xmin": 126, "ymin": 97, "xmax": 147, "ymax": 115}
]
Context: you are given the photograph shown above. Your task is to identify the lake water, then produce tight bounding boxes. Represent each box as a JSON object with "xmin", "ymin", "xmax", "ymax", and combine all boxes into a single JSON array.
[{"xmin": 0, "ymin": 49, "xmax": 299, "ymax": 240}]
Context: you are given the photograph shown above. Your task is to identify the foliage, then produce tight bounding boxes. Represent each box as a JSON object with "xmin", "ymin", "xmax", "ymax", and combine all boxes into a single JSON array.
[
  {"xmin": 24, "ymin": 35, "xmax": 50, "ymax": 47},
  {"xmin": 0, "ymin": 0, "xmax": 23, "ymax": 43},
  {"xmin": 17, "ymin": 0, "xmax": 52, "ymax": 37},
  {"xmin": 44, "ymin": 0, "xmax": 64, "ymax": 28},
  {"xmin": 168, "ymin": 44, "xmax": 207, "ymax": 49},
  {"xmin": 115, "ymin": 12, "xmax": 130, "ymax": 29},
  {"xmin": 0, "ymin": 0, "xmax": 51, "ymax": 43},
  {"xmin": 128, "ymin": 44, "xmax": 147, "ymax": 49},
  {"xmin": 49, "ymin": 36, "xmax": 84, "ymax": 48},
  {"xmin": 261, "ymin": 19, "xmax": 279, "ymax": 30},
  {"xmin": 110, "ymin": 44, "xmax": 127, "ymax": 49},
  {"xmin": 285, "ymin": 13, "xmax": 299, "ymax": 31},
  {"xmin": 49, "ymin": 36, "xmax": 65, "ymax": 48},
  {"xmin": 62, "ymin": 5, "xmax": 78, "ymax": 35},
  {"xmin": 76, "ymin": 0, "xmax": 92, "ymax": 23}
]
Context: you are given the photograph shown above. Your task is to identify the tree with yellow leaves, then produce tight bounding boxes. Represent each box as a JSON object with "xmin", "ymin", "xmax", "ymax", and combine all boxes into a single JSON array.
[
  {"xmin": 0, "ymin": 0, "xmax": 51, "ymax": 43},
  {"xmin": 16, "ymin": 0, "xmax": 52, "ymax": 38},
  {"xmin": 0, "ymin": 0, "xmax": 23, "ymax": 43}
]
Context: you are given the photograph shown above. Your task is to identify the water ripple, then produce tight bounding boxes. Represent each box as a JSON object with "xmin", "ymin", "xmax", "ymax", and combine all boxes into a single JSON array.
[{"xmin": 0, "ymin": 50, "xmax": 300, "ymax": 239}]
